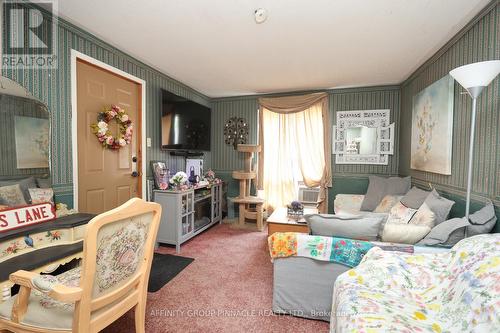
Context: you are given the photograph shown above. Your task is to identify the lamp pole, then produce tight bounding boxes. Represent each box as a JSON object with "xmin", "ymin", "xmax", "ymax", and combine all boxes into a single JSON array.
[
  {"xmin": 450, "ymin": 60, "xmax": 500, "ymax": 222},
  {"xmin": 464, "ymin": 88, "xmax": 481, "ymax": 220}
]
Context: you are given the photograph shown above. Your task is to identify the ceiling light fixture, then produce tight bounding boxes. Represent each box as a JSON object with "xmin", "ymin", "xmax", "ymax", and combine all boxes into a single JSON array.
[{"xmin": 254, "ymin": 8, "xmax": 268, "ymax": 24}]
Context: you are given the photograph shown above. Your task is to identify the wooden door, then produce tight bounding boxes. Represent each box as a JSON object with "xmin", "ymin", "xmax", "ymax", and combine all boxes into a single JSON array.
[{"xmin": 76, "ymin": 59, "xmax": 142, "ymax": 214}]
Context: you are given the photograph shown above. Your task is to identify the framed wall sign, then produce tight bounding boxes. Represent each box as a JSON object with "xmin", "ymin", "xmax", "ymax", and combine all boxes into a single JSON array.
[{"xmin": 0, "ymin": 203, "xmax": 56, "ymax": 233}]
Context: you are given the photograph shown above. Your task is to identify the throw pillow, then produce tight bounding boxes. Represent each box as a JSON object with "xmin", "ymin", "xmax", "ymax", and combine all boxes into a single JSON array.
[
  {"xmin": 386, "ymin": 176, "xmax": 411, "ymax": 195},
  {"xmin": 386, "ymin": 202, "xmax": 418, "ymax": 224},
  {"xmin": 360, "ymin": 176, "xmax": 411, "ymax": 212},
  {"xmin": 0, "ymin": 176, "xmax": 37, "ymax": 203},
  {"xmin": 423, "ymin": 189, "xmax": 455, "ymax": 225},
  {"xmin": 334, "ymin": 194, "xmax": 365, "ymax": 214},
  {"xmin": 36, "ymin": 177, "xmax": 52, "ymax": 189},
  {"xmin": 360, "ymin": 176, "xmax": 387, "ymax": 211},
  {"xmin": 29, "ymin": 188, "xmax": 54, "ymax": 204},
  {"xmin": 374, "ymin": 195, "xmax": 403, "ymax": 213},
  {"xmin": 409, "ymin": 202, "xmax": 436, "ymax": 228},
  {"xmin": 467, "ymin": 201, "xmax": 497, "ymax": 237},
  {"xmin": 0, "ymin": 184, "xmax": 27, "ymax": 207},
  {"xmin": 305, "ymin": 214, "xmax": 384, "ymax": 241},
  {"xmin": 416, "ymin": 217, "xmax": 468, "ymax": 247},
  {"xmin": 381, "ymin": 223, "xmax": 431, "ymax": 244},
  {"xmin": 400, "ymin": 187, "xmax": 431, "ymax": 209}
]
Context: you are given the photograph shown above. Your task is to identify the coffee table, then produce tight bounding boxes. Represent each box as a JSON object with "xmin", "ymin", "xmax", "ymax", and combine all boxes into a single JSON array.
[{"xmin": 267, "ymin": 207, "xmax": 318, "ymax": 236}]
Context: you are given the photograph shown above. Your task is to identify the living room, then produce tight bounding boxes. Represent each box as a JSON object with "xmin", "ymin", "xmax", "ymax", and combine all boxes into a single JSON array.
[{"xmin": 0, "ymin": 0, "xmax": 499, "ymax": 332}]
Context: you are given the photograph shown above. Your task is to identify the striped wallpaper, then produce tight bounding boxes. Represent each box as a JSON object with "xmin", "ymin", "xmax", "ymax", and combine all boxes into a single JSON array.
[
  {"xmin": 399, "ymin": 2, "xmax": 499, "ymax": 206},
  {"xmin": 1, "ymin": 4, "xmax": 211, "ymax": 206},
  {"xmin": 1, "ymin": 1, "xmax": 498, "ymax": 211},
  {"xmin": 211, "ymin": 85, "xmax": 401, "ymax": 176}
]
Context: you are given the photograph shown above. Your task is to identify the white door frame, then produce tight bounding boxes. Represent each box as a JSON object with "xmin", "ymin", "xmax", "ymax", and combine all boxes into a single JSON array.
[{"xmin": 70, "ymin": 49, "xmax": 147, "ymax": 210}]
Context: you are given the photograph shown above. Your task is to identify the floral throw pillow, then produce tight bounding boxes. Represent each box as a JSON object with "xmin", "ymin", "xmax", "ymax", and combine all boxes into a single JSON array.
[
  {"xmin": 386, "ymin": 202, "xmax": 417, "ymax": 224},
  {"xmin": 0, "ymin": 184, "xmax": 27, "ymax": 207},
  {"xmin": 374, "ymin": 195, "xmax": 403, "ymax": 213},
  {"xmin": 29, "ymin": 188, "xmax": 54, "ymax": 204}
]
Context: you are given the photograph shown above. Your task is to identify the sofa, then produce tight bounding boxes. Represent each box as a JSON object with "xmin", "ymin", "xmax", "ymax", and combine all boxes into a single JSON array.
[
  {"xmin": 272, "ymin": 189, "xmax": 497, "ymax": 322},
  {"xmin": 272, "ymin": 175, "xmax": 498, "ymax": 322},
  {"xmin": 331, "ymin": 233, "xmax": 500, "ymax": 332},
  {"xmin": 272, "ymin": 239, "xmax": 448, "ymax": 321}
]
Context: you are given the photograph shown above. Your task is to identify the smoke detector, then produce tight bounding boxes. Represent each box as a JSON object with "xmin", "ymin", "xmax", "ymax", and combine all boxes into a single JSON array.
[{"xmin": 254, "ymin": 8, "xmax": 268, "ymax": 24}]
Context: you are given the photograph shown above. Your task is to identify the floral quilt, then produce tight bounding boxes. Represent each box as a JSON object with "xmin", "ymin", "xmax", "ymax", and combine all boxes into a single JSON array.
[
  {"xmin": 331, "ymin": 234, "xmax": 500, "ymax": 333},
  {"xmin": 268, "ymin": 233, "xmax": 373, "ymax": 268}
]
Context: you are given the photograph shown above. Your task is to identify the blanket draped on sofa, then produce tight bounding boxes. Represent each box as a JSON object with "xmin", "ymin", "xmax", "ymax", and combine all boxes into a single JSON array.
[{"xmin": 268, "ymin": 232, "xmax": 373, "ymax": 267}]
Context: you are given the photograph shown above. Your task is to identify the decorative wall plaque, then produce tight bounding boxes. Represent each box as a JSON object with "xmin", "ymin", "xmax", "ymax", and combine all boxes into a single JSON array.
[
  {"xmin": 223, "ymin": 117, "xmax": 249, "ymax": 149},
  {"xmin": 332, "ymin": 109, "xmax": 395, "ymax": 165}
]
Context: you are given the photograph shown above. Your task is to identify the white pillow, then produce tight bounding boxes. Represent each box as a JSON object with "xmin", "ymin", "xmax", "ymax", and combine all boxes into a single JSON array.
[
  {"xmin": 382, "ymin": 223, "xmax": 431, "ymax": 244},
  {"xmin": 409, "ymin": 202, "xmax": 436, "ymax": 228},
  {"xmin": 386, "ymin": 202, "xmax": 417, "ymax": 224}
]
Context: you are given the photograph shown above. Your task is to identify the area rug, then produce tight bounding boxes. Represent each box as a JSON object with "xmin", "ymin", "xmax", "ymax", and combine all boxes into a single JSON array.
[
  {"xmin": 103, "ymin": 223, "xmax": 329, "ymax": 333},
  {"xmin": 148, "ymin": 253, "xmax": 194, "ymax": 292}
]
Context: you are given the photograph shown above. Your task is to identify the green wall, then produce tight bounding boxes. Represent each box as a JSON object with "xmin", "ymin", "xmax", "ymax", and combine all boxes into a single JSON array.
[
  {"xmin": 211, "ymin": 1, "xmax": 500, "ymax": 222},
  {"xmin": 399, "ymin": 2, "xmax": 499, "ymax": 211},
  {"xmin": 1, "ymin": 4, "xmax": 211, "ymax": 206},
  {"xmin": 2, "ymin": 1, "xmax": 498, "ymax": 223},
  {"xmin": 211, "ymin": 86, "xmax": 401, "ymax": 215},
  {"xmin": 211, "ymin": 86, "xmax": 400, "ymax": 175}
]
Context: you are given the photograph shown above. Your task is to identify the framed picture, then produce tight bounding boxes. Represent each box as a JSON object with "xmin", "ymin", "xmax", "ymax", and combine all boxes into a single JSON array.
[
  {"xmin": 411, "ymin": 75, "xmax": 454, "ymax": 175},
  {"xmin": 151, "ymin": 161, "xmax": 169, "ymax": 190},
  {"xmin": 14, "ymin": 116, "xmax": 50, "ymax": 169}
]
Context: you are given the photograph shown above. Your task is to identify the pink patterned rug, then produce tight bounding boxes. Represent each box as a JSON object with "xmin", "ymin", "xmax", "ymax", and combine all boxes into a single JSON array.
[{"xmin": 103, "ymin": 223, "xmax": 329, "ymax": 333}]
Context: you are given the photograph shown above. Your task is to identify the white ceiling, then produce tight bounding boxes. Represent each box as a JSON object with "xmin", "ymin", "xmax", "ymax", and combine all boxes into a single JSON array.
[{"xmin": 58, "ymin": 0, "xmax": 490, "ymax": 98}]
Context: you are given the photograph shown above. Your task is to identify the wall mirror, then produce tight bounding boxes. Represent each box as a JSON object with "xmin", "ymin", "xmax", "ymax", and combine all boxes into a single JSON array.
[
  {"xmin": 0, "ymin": 76, "xmax": 51, "ymax": 187},
  {"xmin": 333, "ymin": 109, "xmax": 394, "ymax": 165}
]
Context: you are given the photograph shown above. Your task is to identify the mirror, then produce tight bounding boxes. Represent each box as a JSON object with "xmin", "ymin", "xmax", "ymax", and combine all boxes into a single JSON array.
[
  {"xmin": 333, "ymin": 109, "xmax": 394, "ymax": 165},
  {"xmin": 345, "ymin": 126, "xmax": 378, "ymax": 155},
  {"xmin": 0, "ymin": 76, "xmax": 50, "ymax": 183}
]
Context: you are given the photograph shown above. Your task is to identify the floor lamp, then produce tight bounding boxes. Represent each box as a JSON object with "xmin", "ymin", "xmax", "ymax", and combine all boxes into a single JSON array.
[{"xmin": 449, "ymin": 60, "xmax": 500, "ymax": 221}]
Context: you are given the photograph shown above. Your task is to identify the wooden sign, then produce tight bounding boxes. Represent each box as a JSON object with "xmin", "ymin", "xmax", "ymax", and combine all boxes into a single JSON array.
[{"xmin": 0, "ymin": 203, "xmax": 56, "ymax": 233}]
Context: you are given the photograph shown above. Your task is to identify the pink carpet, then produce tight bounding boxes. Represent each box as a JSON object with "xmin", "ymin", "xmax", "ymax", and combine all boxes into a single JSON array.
[{"xmin": 103, "ymin": 223, "xmax": 329, "ymax": 333}]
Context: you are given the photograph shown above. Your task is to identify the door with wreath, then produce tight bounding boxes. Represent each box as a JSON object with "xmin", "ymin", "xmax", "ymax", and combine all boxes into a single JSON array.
[{"xmin": 76, "ymin": 59, "xmax": 142, "ymax": 214}]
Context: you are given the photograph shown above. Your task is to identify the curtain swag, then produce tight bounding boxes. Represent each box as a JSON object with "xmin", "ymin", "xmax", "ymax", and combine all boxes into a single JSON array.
[{"xmin": 258, "ymin": 92, "xmax": 332, "ymax": 213}]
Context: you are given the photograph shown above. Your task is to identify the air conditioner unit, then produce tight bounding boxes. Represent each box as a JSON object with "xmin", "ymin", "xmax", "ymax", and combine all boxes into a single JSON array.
[{"xmin": 298, "ymin": 183, "xmax": 320, "ymax": 205}]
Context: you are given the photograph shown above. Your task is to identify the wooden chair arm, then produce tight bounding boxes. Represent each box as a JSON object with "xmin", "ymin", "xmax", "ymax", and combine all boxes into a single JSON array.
[
  {"xmin": 9, "ymin": 270, "xmax": 38, "ymax": 289},
  {"xmin": 47, "ymin": 284, "xmax": 83, "ymax": 302},
  {"xmin": 10, "ymin": 270, "xmax": 83, "ymax": 302}
]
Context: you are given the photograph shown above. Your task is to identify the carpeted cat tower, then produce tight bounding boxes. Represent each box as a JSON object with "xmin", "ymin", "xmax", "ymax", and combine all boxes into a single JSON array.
[{"xmin": 230, "ymin": 144, "xmax": 265, "ymax": 231}]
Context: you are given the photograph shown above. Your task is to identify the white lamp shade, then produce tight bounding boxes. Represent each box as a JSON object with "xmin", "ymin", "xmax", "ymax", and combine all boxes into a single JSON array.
[{"xmin": 449, "ymin": 60, "xmax": 500, "ymax": 89}]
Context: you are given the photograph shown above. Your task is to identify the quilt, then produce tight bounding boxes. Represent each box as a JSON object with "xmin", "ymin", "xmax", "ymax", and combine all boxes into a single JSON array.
[{"xmin": 268, "ymin": 232, "xmax": 373, "ymax": 268}]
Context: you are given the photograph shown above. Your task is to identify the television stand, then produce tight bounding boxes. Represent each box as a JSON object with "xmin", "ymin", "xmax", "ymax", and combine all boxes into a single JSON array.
[{"xmin": 153, "ymin": 182, "xmax": 222, "ymax": 253}]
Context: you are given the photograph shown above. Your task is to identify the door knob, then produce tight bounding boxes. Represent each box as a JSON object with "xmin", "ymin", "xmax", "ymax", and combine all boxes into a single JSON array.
[
  {"xmin": 131, "ymin": 171, "xmax": 139, "ymax": 177},
  {"xmin": 132, "ymin": 156, "xmax": 138, "ymax": 162}
]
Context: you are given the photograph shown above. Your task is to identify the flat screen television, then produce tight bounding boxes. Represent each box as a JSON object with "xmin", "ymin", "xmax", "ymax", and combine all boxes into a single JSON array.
[{"xmin": 161, "ymin": 89, "xmax": 211, "ymax": 151}]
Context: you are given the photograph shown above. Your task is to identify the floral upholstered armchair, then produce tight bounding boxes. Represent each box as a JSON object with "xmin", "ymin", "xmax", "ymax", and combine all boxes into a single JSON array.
[
  {"xmin": 331, "ymin": 234, "xmax": 500, "ymax": 332},
  {"xmin": 0, "ymin": 198, "xmax": 162, "ymax": 333}
]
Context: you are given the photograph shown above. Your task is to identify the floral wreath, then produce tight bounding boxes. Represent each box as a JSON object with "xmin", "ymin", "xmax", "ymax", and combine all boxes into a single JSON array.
[{"xmin": 91, "ymin": 105, "xmax": 133, "ymax": 149}]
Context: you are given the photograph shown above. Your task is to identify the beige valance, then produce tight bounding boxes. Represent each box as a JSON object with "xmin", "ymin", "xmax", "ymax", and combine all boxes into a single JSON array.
[{"xmin": 258, "ymin": 92, "xmax": 328, "ymax": 114}]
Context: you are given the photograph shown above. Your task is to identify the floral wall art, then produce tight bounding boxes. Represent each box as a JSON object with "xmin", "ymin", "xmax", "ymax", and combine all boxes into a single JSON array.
[
  {"xmin": 14, "ymin": 116, "xmax": 50, "ymax": 169},
  {"xmin": 411, "ymin": 75, "xmax": 454, "ymax": 175}
]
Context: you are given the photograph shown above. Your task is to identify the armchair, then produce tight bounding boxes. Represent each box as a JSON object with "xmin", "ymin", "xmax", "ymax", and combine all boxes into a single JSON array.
[{"xmin": 0, "ymin": 198, "xmax": 162, "ymax": 333}]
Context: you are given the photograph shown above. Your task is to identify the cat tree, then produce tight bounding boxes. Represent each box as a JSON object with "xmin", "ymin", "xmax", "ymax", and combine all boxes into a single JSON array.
[{"xmin": 231, "ymin": 144, "xmax": 265, "ymax": 231}]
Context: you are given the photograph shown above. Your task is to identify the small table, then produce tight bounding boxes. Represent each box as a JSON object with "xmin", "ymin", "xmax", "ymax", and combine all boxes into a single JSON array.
[{"xmin": 267, "ymin": 207, "xmax": 318, "ymax": 236}]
